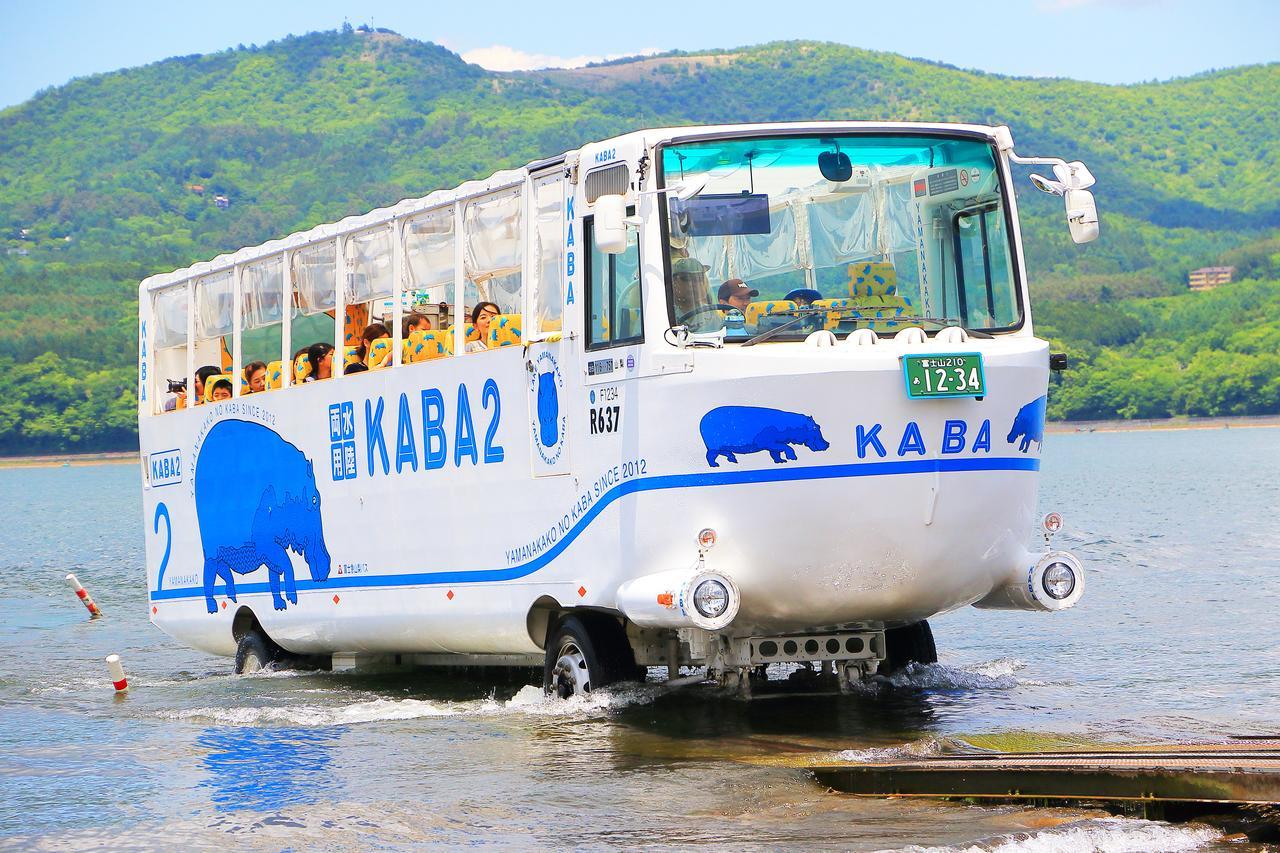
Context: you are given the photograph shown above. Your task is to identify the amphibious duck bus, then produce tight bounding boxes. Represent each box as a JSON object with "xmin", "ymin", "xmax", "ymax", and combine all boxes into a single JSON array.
[{"xmin": 138, "ymin": 121, "xmax": 1100, "ymax": 696}]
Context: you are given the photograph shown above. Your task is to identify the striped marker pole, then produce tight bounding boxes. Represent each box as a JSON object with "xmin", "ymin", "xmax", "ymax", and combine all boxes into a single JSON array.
[
  {"xmin": 106, "ymin": 654, "xmax": 128, "ymax": 693},
  {"xmin": 65, "ymin": 573, "xmax": 102, "ymax": 618}
]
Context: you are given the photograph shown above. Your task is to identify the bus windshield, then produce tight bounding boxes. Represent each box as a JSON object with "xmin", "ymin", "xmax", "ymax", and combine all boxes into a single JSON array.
[{"xmin": 660, "ymin": 133, "xmax": 1021, "ymax": 340}]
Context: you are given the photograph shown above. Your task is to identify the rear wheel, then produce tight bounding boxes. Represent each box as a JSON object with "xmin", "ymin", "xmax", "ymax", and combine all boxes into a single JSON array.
[
  {"xmin": 234, "ymin": 631, "xmax": 279, "ymax": 674},
  {"xmin": 883, "ymin": 620, "xmax": 937, "ymax": 674},
  {"xmin": 543, "ymin": 613, "xmax": 637, "ymax": 698}
]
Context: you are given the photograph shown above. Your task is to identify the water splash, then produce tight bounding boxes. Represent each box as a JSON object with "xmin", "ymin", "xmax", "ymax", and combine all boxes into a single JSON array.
[{"xmin": 883, "ymin": 817, "xmax": 1219, "ymax": 852}]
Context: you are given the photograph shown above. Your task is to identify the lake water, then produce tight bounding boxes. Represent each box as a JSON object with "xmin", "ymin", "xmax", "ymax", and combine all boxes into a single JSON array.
[{"xmin": 1, "ymin": 427, "xmax": 1277, "ymax": 851}]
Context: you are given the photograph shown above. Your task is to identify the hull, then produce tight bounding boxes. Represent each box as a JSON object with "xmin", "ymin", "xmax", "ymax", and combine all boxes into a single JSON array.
[{"xmin": 140, "ymin": 334, "xmax": 1049, "ymax": 658}]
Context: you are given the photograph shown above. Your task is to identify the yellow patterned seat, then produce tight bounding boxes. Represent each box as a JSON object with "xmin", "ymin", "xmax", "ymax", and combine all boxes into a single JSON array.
[
  {"xmin": 293, "ymin": 353, "xmax": 312, "ymax": 383},
  {"xmin": 488, "ymin": 314, "xmax": 522, "ymax": 348},
  {"xmin": 406, "ymin": 330, "xmax": 447, "ymax": 363},
  {"xmin": 443, "ymin": 324, "xmax": 480, "ymax": 356},
  {"xmin": 812, "ymin": 298, "xmax": 852, "ymax": 331},
  {"xmin": 848, "ymin": 262, "xmax": 912, "ymax": 328},
  {"xmin": 744, "ymin": 299, "xmax": 798, "ymax": 329},
  {"xmin": 266, "ymin": 361, "xmax": 283, "ymax": 389},
  {"xmin": 367, "ymin": 338, "xmax": 394, "ymax": 370},
  {"xmin": 342, "ymin": 304, "xmax": 369, "ymax": 348},
  {"xmin": 343, "ymin": 345, "xmax": 360, "ymax": 366}
]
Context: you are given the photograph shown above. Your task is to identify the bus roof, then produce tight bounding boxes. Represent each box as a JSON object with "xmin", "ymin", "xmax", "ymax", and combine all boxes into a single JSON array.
[{"xmin": 139, "ymin": 120, "xmax": 1005, "ymax": 295}]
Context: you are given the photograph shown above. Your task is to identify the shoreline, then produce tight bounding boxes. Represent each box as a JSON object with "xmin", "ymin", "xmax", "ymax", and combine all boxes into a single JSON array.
[
  {"xmin": 0, "ymin": 450, "xmax": 138, "ymax": 470},
  {"xmin": 1, "ymin": 413, "xmax": 1277, "ymax": 469},
  {"xmin": 1044, "ymin": 414, "xmax": 1280, "ymax": 434}
]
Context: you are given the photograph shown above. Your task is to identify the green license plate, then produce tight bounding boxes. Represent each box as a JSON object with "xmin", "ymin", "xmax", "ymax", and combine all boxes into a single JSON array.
[{"xmin": 902, "ymin": 353, "xmax": 986, "ymax": 399}]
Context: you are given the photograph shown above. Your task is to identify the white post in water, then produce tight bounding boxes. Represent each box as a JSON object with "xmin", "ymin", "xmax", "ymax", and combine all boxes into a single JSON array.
[
  {"xmin": 65, "ymin": 573, "xmax": 102, "ymax": 618},
  {"xmin": 106, "ymin": 654, "xmax": 128, "ymax": 693}
]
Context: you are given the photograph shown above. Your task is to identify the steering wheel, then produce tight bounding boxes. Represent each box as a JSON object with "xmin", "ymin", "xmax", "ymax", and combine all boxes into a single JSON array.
[{"xmin": 676, "ymin": 304, "xmax": 739, "ymax": 325}]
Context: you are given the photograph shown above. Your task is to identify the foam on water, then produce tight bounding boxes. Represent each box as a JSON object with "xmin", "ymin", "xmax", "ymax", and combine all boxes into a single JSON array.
[
  {"xmin": 161, "ymin": 682, "xmax": 662, "ymax": 727},
  {"xmin": 884, "ymin": 817, "xmax": 1220, "ymax": 852},
  {"xmin": 865, "ymin": 658, "xmax": 1029, "ymax": 692}
]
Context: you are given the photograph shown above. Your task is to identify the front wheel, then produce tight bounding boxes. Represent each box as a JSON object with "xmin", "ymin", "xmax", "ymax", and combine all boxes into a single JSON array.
[
  {"xmin": 234, "ymin": 631, "xmax": 279, "ymax": 674},
  {"xmin": 882, "ymin": 620, "xmax": 937, "ymax": 674},
  {"xmin": 543, "ymin": 614, "xmax": 637, "ymax": 698}
]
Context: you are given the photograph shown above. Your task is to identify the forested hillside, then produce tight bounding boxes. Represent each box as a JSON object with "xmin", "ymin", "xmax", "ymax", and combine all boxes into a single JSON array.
[{"xmin": 1, "ymin": 29, "xmax": 1277, "ymax": 452}]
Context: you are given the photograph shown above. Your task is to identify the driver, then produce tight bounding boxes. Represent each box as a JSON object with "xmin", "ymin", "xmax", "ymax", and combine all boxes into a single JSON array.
[{"xmin": 671, "ymin": 256, "xmax": 720, "ymax": 332}]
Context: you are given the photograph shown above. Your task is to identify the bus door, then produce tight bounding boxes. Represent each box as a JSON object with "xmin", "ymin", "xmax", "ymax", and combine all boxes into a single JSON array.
[
  {"xmin": 527, "ymin": 170, "xmax": 574, "ymax": 477},
  {"xmin": 579, "ymin": 206, "xmax": 645, "ymax": 473}
]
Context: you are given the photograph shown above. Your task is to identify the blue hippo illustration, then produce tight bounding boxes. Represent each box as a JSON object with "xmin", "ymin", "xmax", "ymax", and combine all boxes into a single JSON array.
[
  {"xmin": 536, "ymin": 371, "xmax": 558, "ymax": 448},
  {"xmin": 700, "ymin": 406, "xmax": 830, "ymax": 467},
  {"xmin": 194, "ymin": 420, "xmax": 332, "ymax": 614},
  {"xmin": 1007, "ymin": 395, "xmax": 1047, "ymax": 453}
]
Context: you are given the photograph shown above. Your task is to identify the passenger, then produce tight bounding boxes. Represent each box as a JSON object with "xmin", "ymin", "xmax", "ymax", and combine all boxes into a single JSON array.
[
  {"xmin": 784, "ymin": 288, "xmax": 822, "ymax": 307},
  {"xmin": 402, "ymin": 312, "xmax": 432, "ymax": 339},
  {"xmin": 718, "ymin": 279, "xmax": 759, "ymax": 313},
  {"xmin": 305, "ymin": 343, "xmax": 335, "ymax": 381},
  {"xmin": 210, "ymin": 378, "xmax": 233, "ymax": 401},
  {"xmin": 466, "ymin": 302, "xmax": 501, "ymax": 353},
  {"xmin": 191, "ymin": 365, "xmax": 221, "ymax": 406},
  {"xmin": 356, "ymin": 323, "xmax": 390, "ymax": 366},
  {"xmin": 291, "ymin": 346, "xmax": 309, "ymax": 383},
  {"xmin": 243, "ymin": 361, "xmax": 268, "ymax": 394},
  {"xmin": 344, "ymin": 362, "xmax": 369, "ymax": 374}
]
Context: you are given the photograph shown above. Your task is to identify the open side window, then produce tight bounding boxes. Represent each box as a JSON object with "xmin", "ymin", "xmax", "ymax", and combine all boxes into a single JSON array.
[{"xmin": 585, "ymin": 213, "xmax": 642, "ymax": 351}]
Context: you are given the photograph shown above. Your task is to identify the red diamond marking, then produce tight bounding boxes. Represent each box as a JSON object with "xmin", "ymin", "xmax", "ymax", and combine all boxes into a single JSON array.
[
  {"xmin": 446, "ymin": 590, "xmax": 454, "ymax": 601},
  {"xmin": 332, "ymin": 594, "xmax": 340, "ymax": 604},
  {"xmin": 220, "ymin": 600, "xmax": 227, "ymax": 610},
  {"xmin": 578, "ymin": 586, "xmax": 587, "ymax": 598},
  {"xmin": 151, "ymin": 606, "xmax": 158, "ymax": 615}
]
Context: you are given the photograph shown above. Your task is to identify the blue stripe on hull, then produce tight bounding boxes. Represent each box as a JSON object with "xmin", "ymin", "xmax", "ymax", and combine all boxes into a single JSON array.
[{"xmin": 150, "ymin": 456, "xmax": 1039, "ymax": 601}]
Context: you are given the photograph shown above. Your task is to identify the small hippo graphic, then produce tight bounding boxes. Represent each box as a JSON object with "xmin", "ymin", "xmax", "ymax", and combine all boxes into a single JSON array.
[
  {"xmin": 700, "ymin": 406, "xmax": 830, "ymax": 467},
  {"xmin": 194, "ymin": 420, "xmax": 332, "ymax": 614},
  {"xmin": 536, "ymin": 371, "xmax": 558, "ymax": 448},
  {"xmin": 1007, "ymin": 395, "xmax": 1047, "ymax": 453}
]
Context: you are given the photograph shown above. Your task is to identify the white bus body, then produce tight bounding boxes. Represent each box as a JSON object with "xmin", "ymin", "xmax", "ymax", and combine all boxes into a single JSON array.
[{"xmin": 137, "ymin": 122, "xmax": 1093, "ymax": 692}]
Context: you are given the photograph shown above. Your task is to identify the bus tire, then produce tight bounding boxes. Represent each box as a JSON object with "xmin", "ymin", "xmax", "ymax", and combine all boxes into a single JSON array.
[
  {"xmin": 234, "ymin": 631, "xmax": 278, "ymax": 675},
  {"xmin": 883, "ymin": 620, "xmax": 937, "ymax": 673},
  {"xmin": 543, "ymin": 613, "xmax": 637, "ymax": 698}
]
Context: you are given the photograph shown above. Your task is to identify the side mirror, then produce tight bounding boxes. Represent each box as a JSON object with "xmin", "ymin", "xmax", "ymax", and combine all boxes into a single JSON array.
[
  {"xmin": 594, "ymin": 194, "xmax": 628, "ymax": 254},
  {"xmin": 1064, "ymin": 188, "xmax": 1099, "ymax": 244}
]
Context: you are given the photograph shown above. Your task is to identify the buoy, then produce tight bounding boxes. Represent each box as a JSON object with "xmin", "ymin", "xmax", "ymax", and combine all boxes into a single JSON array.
[
  {"xmin": 65, "ymin": 573, "xmax": 102, "ymax": 618},
  {"xmin": 106, "ymin": 654, "xmax": 128, "ymax": 692}
]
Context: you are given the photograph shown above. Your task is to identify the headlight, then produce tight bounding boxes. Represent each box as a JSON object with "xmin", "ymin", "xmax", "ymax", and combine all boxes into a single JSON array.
[
  {"xmin": 692, "ymin": 579, "xmax": 729, "ymax": 619},
  {"xmin": 1042, "ymin": 561, "xmax": 1076, "ymax": 600}
]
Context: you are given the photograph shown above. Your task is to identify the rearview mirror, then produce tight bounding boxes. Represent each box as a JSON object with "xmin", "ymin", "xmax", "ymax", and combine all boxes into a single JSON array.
[
  {"xmin": 1065, "ymin": 188, "xmax": 1099, "ymax": 244},
  {"xmin": 818, "ymin": 150, "xmax": 853, "ymax": 182}
]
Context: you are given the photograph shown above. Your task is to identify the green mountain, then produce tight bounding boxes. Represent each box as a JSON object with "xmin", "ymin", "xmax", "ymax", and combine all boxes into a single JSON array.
[{"xmin": 1, "ymin": 29, "xmax": 1277, "ymax": 452}]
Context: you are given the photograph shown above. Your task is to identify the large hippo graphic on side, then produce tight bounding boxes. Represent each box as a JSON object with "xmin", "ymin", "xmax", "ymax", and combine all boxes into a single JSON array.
[
  {"xmin": 700, "ymin": 406, "xmax": 830, "ymax": 467},
  {"xmin": 1007, "ymin": 395, "xmax": 1047, "ymax": 453},
  {"xmin": 194, "ymin": 420, "xmax": 332, "ymax": 614}
]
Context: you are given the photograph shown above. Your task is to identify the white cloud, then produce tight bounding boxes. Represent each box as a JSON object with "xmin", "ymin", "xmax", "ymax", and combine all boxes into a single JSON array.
[{"xmin": 461, "ymin": 45, "xmax": 661, "ymax": 72}]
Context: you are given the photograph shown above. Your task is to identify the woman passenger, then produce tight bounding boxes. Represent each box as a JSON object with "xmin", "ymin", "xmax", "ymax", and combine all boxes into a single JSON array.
[
  {"xmin": 244, "ymin": 361, "xmax": 268, "ymax": 393},
  {"xmin": 357, "ymin": 323, "xmax": 390, "ymax": 367},
  {"xmin": 466, "ymin": 302, "xmax": 501, "ymax": 353},
  {"xmin": 305, "ymin": 343, "xmax": 335, "ymax": 381}
]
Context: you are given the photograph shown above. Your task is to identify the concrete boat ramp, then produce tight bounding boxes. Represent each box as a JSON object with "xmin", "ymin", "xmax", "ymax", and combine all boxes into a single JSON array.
[{"xmin": 813, "ymin": 739, "xmax": 1280, "ymax": 838}]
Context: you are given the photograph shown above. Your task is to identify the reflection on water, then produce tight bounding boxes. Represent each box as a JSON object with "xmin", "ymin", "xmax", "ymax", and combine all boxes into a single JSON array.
[
  {"xmin": 199, "ymin": 726, "xmax": 345, "ymax": 812},
  {"xmin": 0, "ymin": 428, "xmax": 1277, "ymax": 850}
]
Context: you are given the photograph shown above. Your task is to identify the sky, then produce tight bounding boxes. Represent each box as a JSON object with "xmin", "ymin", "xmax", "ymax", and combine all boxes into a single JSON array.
[{"xmin": 1, "ymin": 0, "xmax": 1276, "ymax": 110}]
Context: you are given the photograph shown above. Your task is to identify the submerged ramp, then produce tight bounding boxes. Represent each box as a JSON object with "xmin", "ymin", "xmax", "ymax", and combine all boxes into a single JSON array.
[{"xmin": 813, "ymin": 740, "xmax": 1280, "ymax": 810}]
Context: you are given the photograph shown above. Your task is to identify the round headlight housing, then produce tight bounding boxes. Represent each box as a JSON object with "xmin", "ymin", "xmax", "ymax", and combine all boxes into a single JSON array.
[
  {"xmin": 1042, "ymin": 561, "xmax": 1076, "ymax": 600},
  {"xmin": 692, "ymin": 579, "xmax": 730, "ymax": 619}
]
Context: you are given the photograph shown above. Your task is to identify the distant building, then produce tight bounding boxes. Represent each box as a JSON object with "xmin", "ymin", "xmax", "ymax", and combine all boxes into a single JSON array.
[
  {"xmin": 1188, "ymin": 266, "xmax": 1234, "ymax": 292},
  {"xmin": 187, "ymin": 184, "xmax": 205, "ymax": 195},
  {"xmin": 214, "ymin": 195, "xmax": 230, "ymax": 209}
]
